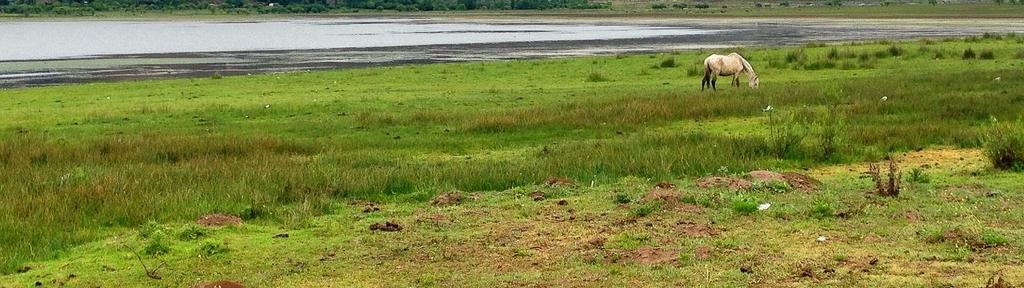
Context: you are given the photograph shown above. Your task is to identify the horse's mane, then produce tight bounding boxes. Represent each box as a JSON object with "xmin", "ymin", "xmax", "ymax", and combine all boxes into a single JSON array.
[{"xmin": 736, "ymin": 54, "xmax": 757, "ymax": 78}]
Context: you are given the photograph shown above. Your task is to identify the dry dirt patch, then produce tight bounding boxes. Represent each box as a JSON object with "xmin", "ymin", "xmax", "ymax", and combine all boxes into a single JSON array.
[
  {"xmin": 193, "ymin": 280, "xmax": 244, "ymax": 288},
  {"xmin": 545, "ymin": 176, "xmax": 576, "ymax": 187},
  {"xmin": 632, "ymin": 247, "xmax": 678, "ymax": 265},
  {"xmin": 696, "ymin": 176, "xmax": 752, "ymax": 190},
  {"xmin": 196, "ymin": 214, "xmax": 243, "ymax": 227},
  {"xmin": 431, "ymin": 191, "xmax": 464, "ymax": 206}
]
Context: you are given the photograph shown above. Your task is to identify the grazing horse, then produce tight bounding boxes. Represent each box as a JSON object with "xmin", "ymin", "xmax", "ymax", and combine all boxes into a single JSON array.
[{"xmin": 701, "ymin": 53, "xmax": 759, "ymax": 91}]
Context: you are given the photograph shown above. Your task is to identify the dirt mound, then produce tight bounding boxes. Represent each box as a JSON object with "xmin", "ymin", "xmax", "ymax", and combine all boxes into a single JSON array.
[
  {"xmin": 748, "ymin": 170, "xmax": 785, "ymax": 182},
  {"xmin": 694, "ymin": 246, "xmax": 712, "ymax": 260},
  {"xmin": 431, "ymin": 191, "xmax": 464, "ymax": 206},
  {"xmin": 632, "ymin": 247, "xmax": 678, "ymax": 265},
  {"xmin": 695, "ymin": 176, "xmax": 752, "ymax": 190},
  {"xmin": 196, "ymin": 214, "xmax": 243, "ymax": 227},
  {"xmin": 193, "ymin": 280, "xmax": 244, "ymax": 288},
  {"xmin": 362, "ymin": 203, "xmax": 380, "ymax": 213},
  {"xmin": 530, "ymin": 191, "xmax": 546, "ymax": 201},
  {"xmin": 654, "ymin": 181, "xmax": 676, "ymax": 189},
  {"xmin": 643, "ymin": 187, "xmax": 682, "ymax": 203},
  {"xmin": 369, "ymin": 221, "xmax": 402, "ymax": 232},
  {"xmin": 676, "ymin": 220, "xmax": 717, "ymax": 237},
  {"xmin": 781, "ymin": 172, "xmax": 822, "ymax": 192},
  {"xmin": 545, "ymin": 176, "xmax": 576, "ymax": 187}
]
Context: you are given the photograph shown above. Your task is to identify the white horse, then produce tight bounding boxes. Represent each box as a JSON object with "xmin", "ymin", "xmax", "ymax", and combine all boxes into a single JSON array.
[{"xmin": 702, "ymin": 53, "xmax": 759, "ymax": 91}]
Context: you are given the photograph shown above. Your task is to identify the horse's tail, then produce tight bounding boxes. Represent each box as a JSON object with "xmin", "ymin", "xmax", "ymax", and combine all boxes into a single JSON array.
[{"xmin": 701, "ymin": 59, "xmax": 711, "ymax": 90}]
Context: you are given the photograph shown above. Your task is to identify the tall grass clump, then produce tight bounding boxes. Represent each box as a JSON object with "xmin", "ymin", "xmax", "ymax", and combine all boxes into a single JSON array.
[
  {"xmin": 659, "ymin": 57, "xmax": 677, "ymax": 68},
  {"xmin": 962, "ymin": 48, "xmax": 977, "ymax": 59},
  {"xmin": 586, "ymin": 71, "xmax": 610, "ymax": 82},
  {"xmin": 686, "ymin": 65, "xmax": 702, "ymax": 76},
  {"xmin": 983, "ymin": 120, "xmax": 1024, "ymax": 171},
  {"xmin": 979, "ymin": 50, "xmax": 996, "ymax": 59},
  {"xmin": 785, "ymin": 49, "xmax": 805, "ymax": 64},
  {"xmin": 887, "ymin": 45, "xmax": 904, "ymax": 57}
]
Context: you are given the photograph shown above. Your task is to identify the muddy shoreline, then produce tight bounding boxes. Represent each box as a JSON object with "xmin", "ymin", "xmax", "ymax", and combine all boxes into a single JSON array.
[{"xmin": 3, "ymin": 17, "xmax": 1022, "ymax": 88}]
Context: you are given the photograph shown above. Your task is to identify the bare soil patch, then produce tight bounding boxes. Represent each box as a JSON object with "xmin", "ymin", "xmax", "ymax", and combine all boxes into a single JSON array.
[
  {"xmin": 780, "ymin": 172, "xmax": 822, "ymax": 192},
  {"xmin": 369, "ymin": 221, "xmax": 403, "ymax": 232},
  {"xmin": 196, "ymin": 214, "xmax": 243, "ymax": 227},
  {"xmin": 632, "ymin": 247, "xmax": 678, "ymax": 265},
  {"xmin": 545, "ymin": 176, "xmax": 576, "ymax": 187},
  {"xmin": 431, "ymin": 191, "xmax": 464, "ymax": 206},
  {"xmin": 675, "ymin": 220, "xmax": 717, "ymax": 237},
  {"xmin": 193, "ymin": 280, "xmax": 244, "ymax": 288},
  {"xmin": 362, "ymin": 203, "xmax": 380, "ymax": 213},
  {"xmin": 696, "ymin": 176, "xmax": 752, "ymax": 190},
  {"xmin": 643, "ymin": 187, "xmax": 682, "ymax": 203},
  {"xmin": 748, "ymin": 170, "xmax": 785, "ymax": 182}
]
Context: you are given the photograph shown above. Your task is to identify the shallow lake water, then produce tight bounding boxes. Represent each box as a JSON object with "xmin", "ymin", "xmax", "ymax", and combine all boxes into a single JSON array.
[{"xmin": 1, "ymin": 17, "xmax": 1022, "ymax": 87}]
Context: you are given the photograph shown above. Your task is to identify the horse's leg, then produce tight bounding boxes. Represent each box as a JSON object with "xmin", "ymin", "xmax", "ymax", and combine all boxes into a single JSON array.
[
  {"xmin": 733, "ymin": 75, "xmax": 739, "ymax": 87},
  {"xmin": 701, "ymin": 74, "xmax": 708, "ymax": 91},
  {"xmin": 711, "ymin": 75, "xmax": 717, "ymax": 91}
]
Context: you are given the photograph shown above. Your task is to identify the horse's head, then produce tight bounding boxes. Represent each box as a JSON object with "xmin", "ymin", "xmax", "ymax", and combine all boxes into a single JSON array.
[{"xmin": 749, "ymin": 75, "xmax": 760, "ymax": 89}]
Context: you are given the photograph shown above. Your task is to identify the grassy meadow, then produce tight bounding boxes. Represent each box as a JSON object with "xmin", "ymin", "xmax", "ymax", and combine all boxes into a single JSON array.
[{"xmin": 2, "ymin": 34, "xmax": 1024, "ymax": 286}]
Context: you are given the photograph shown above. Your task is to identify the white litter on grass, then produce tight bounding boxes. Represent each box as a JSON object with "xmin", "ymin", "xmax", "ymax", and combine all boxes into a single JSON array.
[
  {"xmin": 762, "ymin": 105, "xmax": 774, "ymax": 112},
  {"xmin": 758, "ymin": 203, "xmax": 771, "ymax": 211},
  {"xmin": 994, "ymin": 77, "xmax": 1001, "ymax": 82},
  {"xmin": 816, "ymin": 236, "xmax": 828, "ymax": 243},
  {"xmin": 881, "ymin": 96, "xmax": 888, "ymax": 101},
  {"xmin": 264, "ymin": 104, "xmax": 271, "ymax": 109}
]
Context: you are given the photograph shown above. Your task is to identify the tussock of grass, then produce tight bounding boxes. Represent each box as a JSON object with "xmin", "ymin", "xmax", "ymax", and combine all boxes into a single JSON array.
[{"xmin": 586, "ymin": 71, "xmax": 610, "ymax": 82}]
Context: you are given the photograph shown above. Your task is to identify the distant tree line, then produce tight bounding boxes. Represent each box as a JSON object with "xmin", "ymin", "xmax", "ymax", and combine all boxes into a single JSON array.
[{"xmin": 0, "ymin": 0, "xmax": 607, "ymax": 15}]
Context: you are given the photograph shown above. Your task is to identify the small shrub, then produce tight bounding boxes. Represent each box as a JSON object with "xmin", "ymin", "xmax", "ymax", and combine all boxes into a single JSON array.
[
  {"xmin": 810, "ymin": 200, "xmax": 834, "ymax": 219},
  {"xmin": 694, "ymin": 2, "xmax": 710, "ymax": 8},
  {"xmin": 139, "ymin": 220, "xmax": 162, "ymax": 239},
  {"xmin": 887, "ymin": 45, "xmax": 904, "ymax": 57},
  {"xmin": 197, "ymin": 240, "xmax": 229, "ymax": 257},
  {"xmin": 908, "ymin": 167, "xmax": 931, "ymax": 184},
  {"xmin": 981, "ymin": 231, "xmax": 1010, "ymax": 247},
  {"xmin": 979, "ymin": 50, "xmax": 996, "ymax": 59},
  {"xmin": 962, "ymin": 48, "xmax": 977, "ymax": 59},
  {"xmin": 868, "ymin": 158, "xmax": 901, "ymax": 196},
  {"xmin": 631, "ymin": 202, "xmax": 661, "ymax": 217},
  {"xmin": 586, "ymin": 71, "xmax": 610, "ymax": 82},
  {"xmin": 143, "ymin": 234, "xmax": 170, "ymax": 256},
  {"xmin": 177, "ymin": 224, "xmax": 208, "ymax": 241},
  {"xmin": 818, "ymin": 106, "xmax": 846, "ymax": 160},
  {"xmin": 211, "ymin": 72, "xmax": 223, "ymax": 79},
  {"xmin": 659, "ymin": 57, "xmax": 677, "ymax": 68},
  {"xmin": 983, "ymin": 121, "xmax": 1024, "ymax": 171},
  {"xmin": 933, "ymin": 51, "xmax": 946, "ymax": 59},
  {"xmin": 651, "ymin": 2, "xmax": 668, "ymax": 9},
  {"xmin": 672, "ymin": 2, "xmax": 687, "ymax": 8},
  {"xmin": 730, "ymin": 195, "xmax": 759, "ymax": 215},
  {"xmin": 614, "ymin": 193, "xmax": 632, "ymax": 204}
]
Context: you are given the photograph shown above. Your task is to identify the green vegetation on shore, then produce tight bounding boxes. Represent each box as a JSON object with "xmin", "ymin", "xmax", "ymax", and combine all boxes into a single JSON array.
[{"xmin": 2, "ymin": 34, "xmax": 1024, "ymax": 286}]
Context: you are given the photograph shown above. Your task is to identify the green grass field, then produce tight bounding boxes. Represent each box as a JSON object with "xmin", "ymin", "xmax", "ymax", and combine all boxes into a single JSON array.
[{"xmin": 2, "ymin": 34, "xmax": 1024, "ymax": 287}]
